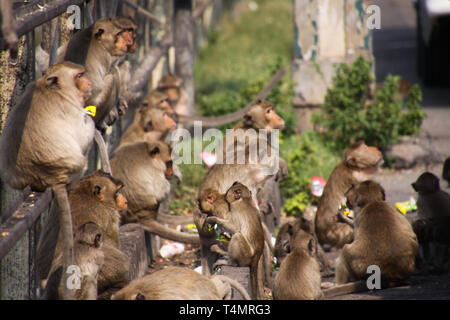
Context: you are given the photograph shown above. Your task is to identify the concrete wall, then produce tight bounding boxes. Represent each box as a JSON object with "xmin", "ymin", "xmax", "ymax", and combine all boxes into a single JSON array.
[{"xmin": 292, "ymin": 0, "xmax": 373, "ymax": 132}]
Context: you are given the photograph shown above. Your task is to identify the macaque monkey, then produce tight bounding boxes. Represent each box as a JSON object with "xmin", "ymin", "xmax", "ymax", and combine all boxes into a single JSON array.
[
  {"xmin": 42, "ymin": 222, "xmax": 105, "ymax": 300},
  {"xmin": 412, "ymin": 172, "xmax": 450, "ymax": 271},
  {"xmin": 443, "ymin": 157, "xmax": 450, "ymax": 187},
  {"xmin": 110, "ymin": 141, "xmax": 199, "ymax": 244},
  {"xmin": 37, "ymin": 171, "xmax": 130, "ymax": 299},
  {"xmin": 315, "ymin": 141, "xmax": 383, "ymax": 249},
  {"xmin": 412, "ymin": 172, "xmax": 450, "ymax": 221},
  {"xmin": 157, "ymin": 73, "xmax": 187, "ymax": 118},
  {"xmin": 274, "ymin": 217, "xmax": 333, "ymax": 277},
  {"xmin": 118, "ymin": 107, "xmax": 176, "ymax": 148},
  {"xmin": 0, "ymin": 62, "xmax": 95, "ymax": 300},
  {"xmin": 413, "ymin": 217, "xmax": 450, "ymax": 271},
  {"xmin": 233, "ymin": 100, "xmax": 285, "ymax": 132},
  {"xmin": 335, "ymin": 181, "xmax": 418, "ymax": 285},
  {"xmin": 196, "ymin": 163, "xmax": 273, "ymax": 273},
  {"xmin": 205, "ymin": 182, "xmax": 265, "ymax": 299},
  {"xmin": 223, "ymin": 100, "xmax": 287, "ymax": 232},
  {"xmin": 63, "ymin": 17, "xmax": 131, "ymax": 128},
  {"xmin": 111, "ymin": 266, "xmax": 250, "ymax": 300},
  {"xmin": 103, "ymin": 17, "xmax": 140, "ymax": 125},
  {"xmin": 273, "ymin": 223, "xmax": 323, "ymax": 300},
  {"xmin": 139, "ymin": 90, "xmax": 175, "ymax": 118}
]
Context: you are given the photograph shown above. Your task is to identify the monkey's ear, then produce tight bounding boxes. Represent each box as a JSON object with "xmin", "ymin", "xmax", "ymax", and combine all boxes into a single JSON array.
[
  {"xmin": 287, "ymin": 223, "xmax": 294, "ymax": 236},
  {"xmin": 93, "ymin": 185, "xmax": 104, "ymax": 200},
  {"xmin": 243, "ymin": 113, "xmax": 252, "ymax": 126},
  {"xmin": 46, "ymin": 76, "xmax": 59, "ymax": 89},
  {"xmin": 346, "ymin": 156, "xmax": 357, "ymax": 167},
  {"xmin": 149, "ymin": 146, "xmax": 160, "ymax": 158},
  {"xmin": 308, "ymin": 238, "xmax": 316, "ymax": 256},
  {"xmin": 281, "ymin": 239, "xmax": 290, "ymax": 254},
  {"xmin": 94, "ymin": 28, "xmax": 105, "ymax": 39},
  {"xmin": 380, "ymin": 187, "xmax": 386, "ymax": 201},
  {"xmin": 135, "ymin": 293, "xmax": 146, "ymax": 300},
  {"xmin": 94, "ymin": 233, "xmax": 103, "ymax": 248}
]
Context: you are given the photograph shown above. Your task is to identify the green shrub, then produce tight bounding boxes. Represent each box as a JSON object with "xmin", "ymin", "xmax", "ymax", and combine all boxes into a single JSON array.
[
  {"xmin": 312, "ymin": 56, "xmax": 425, "ymax": 152},
  {"xmin": 280, "ymin": 132, "xmax": 340, "ymax": 216}
]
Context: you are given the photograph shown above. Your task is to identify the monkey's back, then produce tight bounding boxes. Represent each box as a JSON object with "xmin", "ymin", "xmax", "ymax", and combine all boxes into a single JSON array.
[
  {"xmin": 0, "ymin": 83, "xmax": 95, "ymax": 191},
  {"xmin": 274, "ymin": 250, "xmax": 322, "ymax": 300},
  {"xmin": 112, "ymin": 267, "xmax": 221, "ymax": 300},
  {"xmin": 349, "ymin": 201, "xmax": 418, "ymax": 281}
]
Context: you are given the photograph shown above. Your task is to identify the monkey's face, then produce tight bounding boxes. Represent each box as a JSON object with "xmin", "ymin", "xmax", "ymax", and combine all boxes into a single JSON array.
[
  {"xmin": 39, "ymin": 62, "xmax": 92, "ymax": 105},
  {"xmin": 412, "ymin": 172, "xmax": 440, "ymax": 194},
  {"xmin": 164, "ymin": 87, "xmax": 180, "ymax": 104},
  {"xmin": 200, "ymin": 190, "xmax": 230, "ymax": 219},
  {"xmin": 74, "ymin": 70, "xmax": 92, "ymax": 102},
  {"xmin": 93, "ymin": 18, "xmax": 128, "ymax": 56},
  {"xmin": 264, "ymin": 106, "xmax": 285, "ymax": 131}
]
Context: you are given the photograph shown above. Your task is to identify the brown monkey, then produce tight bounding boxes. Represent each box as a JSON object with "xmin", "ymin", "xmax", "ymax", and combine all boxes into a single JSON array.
[
  {"xmin": 274, "ymin": 217, "xmax": 333, "ymax": 277},
  {"xmin": 196, "ymin": 163, "xmax": 273, "ymax": 276},
  {"xmin": 412, "ymin": 172, "xmax": 450, "ymax": 221},
  {"xmin": 315, "ymin": 141, "xmax": 383, "ymax": 249},
  {"xmin": 233, "ymin": 100, "xmax": 285, "ymax": 132},
  {"xmin": 118, "ymin": 107, "xmax": 176, "ymax": 148},
  {"xmin": 37, "ymin": 171, "xmax": 127, "ymax": 280},
  {"xmin": 42, "ymin": 222, "xmax": 105, "ymax": 300},
  {"xmin": 63, "ymin": 17, "xmax": 130, "ymax": 128},
  {"xmin": 103, "ymin": 17, "xmax": 140, "ymax": 125},
  {"xmin": 38, "ymin": 171, "xmax": 130, "ymax": 299},
  {"xmin": 222, "ymin": 100, "xmax": 287, "ymax": 232},
  {"xmin": 273, "ymin": 224, "xmax": 322, "ymax": 300},
  {"xmin": 443, "ymin": 157, "xmax": 450, "ymax": 187},
  {"xmin": 139, "ymin": 90, "xmax": 175, "ymax": 117},
  {"xmin": 110, "ymin": 141, "xmax": 199, "ymax": 244},
  {"xmin": 157, "ymin": 73, "xmax": 187, "ymax": 117},
  {"xmin": 205, "ymin": 182, "xmax": 265, "ymax": 299},
  {"xmin": 111, "ymin": 266, "xmax": 250, "ymax": 300},
  {"xmin": 274, "ymin": 218, "xmax": 312, "ymax": 267},
  {"xmin": 335, "ymin": 181, "xmax": 418, "ymax": 284},
  {"xmin": 0, "ymin": 62, "xmax": 95, "ymax": 300}
]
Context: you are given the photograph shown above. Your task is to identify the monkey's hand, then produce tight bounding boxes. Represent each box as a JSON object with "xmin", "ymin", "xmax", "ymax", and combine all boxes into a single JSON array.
[{"xmin": 206, "ymin": 216, "xmax": 238, "ymax": 235}]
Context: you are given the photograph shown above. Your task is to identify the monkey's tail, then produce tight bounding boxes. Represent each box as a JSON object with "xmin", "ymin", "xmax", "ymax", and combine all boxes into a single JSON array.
[
  {"xmin": 157, "ymin": 212, "xmax": 194, "ymax": 225},
  {"xmin": 52, "ymin": 184, "xmax": 75, "ymax": 300},
  {"xmin": 140, "ymin": 219, "xmax": 200, "ymax": 244},
  {"xmin": 211, "ymin": 275, "xmax": 251, "ymax": 300},
  {"xmin": 262, "ymin": 241, "xmax": 273, "ymax": 289},
  {"xmin": 94, "ymin": 129, "xmax": 112, "ymax": 175},
  {"xmin": 261, "ymin": 222, "xmax": 274, "ymax": 251}
]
